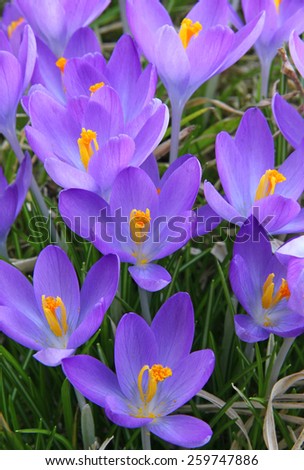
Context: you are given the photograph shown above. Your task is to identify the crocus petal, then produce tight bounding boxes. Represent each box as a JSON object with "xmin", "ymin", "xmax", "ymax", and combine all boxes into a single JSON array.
[
  {"xmin": 33, "ymin": 246, "xmax": 80, "ymax": 332},
  {"xmin": 114, "ymin": 313, "xmax": 158, "ymax": 401},
  {"xmin": 154, "ymin": 25, "xmax": 190, "ymax": 104},
  {"xmin": 62, "ymin": 354, "xmax": 121, "ymax": 406},
  {"xmin": 273, "ymin": 209, "xmax": 304, "ymax": 235},
  {"xmin": 290, "ymin": 31, "xmax": 304, "ymax": 78},
  {"xmin": 234, "ymin": 314, "xmax": 269, "ymax": 343},
  {"xmin": 139, "ymin": 153, "xmax": 160, "ymax": 188},
  {"xmin": 33, "ymin": 347, "xmax": 75, "ymax": 367},
  {"xmin": 80, "ymin": 254, "xmax": 120, "ymax": 320},
  {"xmin": 59, "ymin": 188, "xmax": 109, "ymax": 252},
  {"xmin": 157, "ymin": 350, "xmax": 215, "ymax": 415},
  {"xmin": 276, "ymin": 235, "xmax": 304, "ymax": 264},
  {"xmin": 266, "ymin": 311, "xmax": 304, "ymax": 338},
  {"xmin": 64, "ymin": 27, "xmax": 100, "ymax": 58},
  {"xmin": 287, "ymin": 258, "xmax": 304, "ymax": 315},
  {"xmin": 67, "ymin": 301, "xmax": 105, "ymax": 349},
  {"xmin": 148, "ymin": 415, "xmax": 212, "ymax": 449},
  {"xmin": 187, "ymin": 0, "xmax": 229, "ymax": 28},
  {"xmin": 203, "ymin": 181, "xmax": 242, "ymax": 223},
  {"xmin": 273, "ymin": 8, "xmax": 304, "ymax": 58},
  {"xmin": 276, "ymin": 143, "xmax": 304, "ymax": 200},
  {"xmin": 272, "ymin": 93, "xmax": 304, "ymax": 148},
  {"xmin": 126, "ymin": 0, "xmax": 173, "ymax": 63},
  {"xmin": 192, "ymin": 204, "xmax": 222, "ymax": 237},
  {"xmin": 187, "ymin": 25, "xmax": 234, "ymax": 100},
  {"xmin": 18, "ymin": 25, "xmax": 37, "ymax": 91},
  {"xmin": 128, "ymin": 264, "xmax": 171, "ymax": 292},
  {"xmin": 105, "ymin": 395, "xmax": 153, "ymax": 428},
  {"xmin": 0, "ymin": 260, "xmax": 39, "ymax": 321},
  {"xmin": 229, "ymin": 254, "xmax": 258, "ymax": 315},
  {"xmin": 0, "ymin": 186, "xmax": 18, "ymax": 241},
  {"xmin": 0, "ymin": 51, "xmax": 22, "ymax": 132},
  {"xmin": 13, "ymin": 152, "xmax": 32, "ymax": 215},
  {"xmin": 158, "ymin": 157, "xmax": 201, "ymax": 217},
  {"xmin": 253, "ymin": 195, "xmax": 301, "ymax": 234},
  {"xmin": 151, "ymin": 292, "xmax": 194, "ymax": 367},
  {"xmin": 0, "ymin": 306, "xmax": 44, "ymax": 350},
  {"xmin": 87, "ymin": 135, "xmax": 135, "ymax": 198},
  {"xmin": 45, "ymin": 157, "xmax": 100, "ymax": 192}
]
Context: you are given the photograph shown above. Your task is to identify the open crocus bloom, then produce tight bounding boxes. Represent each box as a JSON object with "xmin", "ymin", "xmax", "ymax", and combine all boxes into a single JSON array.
[
  {"xmin": 25, "ymin": 85, "xmax": 168, "ymax": 200},
  {"xmin": 204, "ymin": 108, "xmax": 304, "ymax": 235},
  {"xmin": 0, "ymin": 153, "xmax": 32, "ymax": 257},
  {"xmin": 241, "ymin": 0, "xmax": 304, "ymax": 95},
  {"xmin": 15, "ymin": 0, "xmax": 110, "ymax": 57},
  {"xmin": 126, "ymin": 0, "xmax": 264, "ymax": 111},
  {"xmin": 59, "ymin": 158, "xmax": 201, "ymax": 291},
  {"xmin": 0, "ymin": 246, "xmax": 119, "ymax": 366},
  {"xmin": 230, "ymin": 216, "xmax": 304, "ymax": 343},
  {"xmin": 62, "ymin": 292, "xmax": 215, "ymax": 448}
]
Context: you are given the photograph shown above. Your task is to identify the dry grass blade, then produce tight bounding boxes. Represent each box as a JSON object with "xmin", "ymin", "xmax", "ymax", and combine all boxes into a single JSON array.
[
  {"xmin": 263, "ymin": 370, "xmax": 304, "ymax": 450},
  {"xmin": 197, "ymin": 390, "xmax": 252, "ymax": 449}
]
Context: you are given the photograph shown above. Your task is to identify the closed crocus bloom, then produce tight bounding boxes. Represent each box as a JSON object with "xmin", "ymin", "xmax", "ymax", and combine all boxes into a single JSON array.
[
  {"xmin": 0, "ymin": 153, "xmax": 31, "ymax": 258},
  {"xmin": 241, "ymin": 0, "xmax": 304, "ymax": 96},
  {"xmin": 25, "ymin": 85, "xmax": 168, "ymax": 200},
  {"xmin": 15, "ymin": 0, "xmax": 110, "ymax": 57},
  {"xmin": 230, "ymin": 216, "xmax": 304, "ymax": 343},
  {"xmin": 127, "ymin": 0, "xmax": 265, "ymax": 162},
  {"xmin": 0, "ymin": 24, "xmax": 36, "ymax": 142},
  {"xmin": 0, "ymin": 246, "xmax": 119, "ymax": 366},
  {"xmin": 62, "ymin": 293, "xmax": 215, "ymax": 448},
  {"xmin": 59, "ymin": 158, "xmax": 201, "ymax": 292},
  {"xmin": 204, "ymin": 108, "xmax": 304, "ymax": 235}
]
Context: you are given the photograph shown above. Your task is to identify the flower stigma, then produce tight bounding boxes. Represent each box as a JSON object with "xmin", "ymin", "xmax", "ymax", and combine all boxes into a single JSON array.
[
  {"xmin": 89, "ymin": 82, "xmax": 105, "ymax": 95},
  {"xmin": 179, "ymin": 18, "xmax": 202, "ymax": 48},
  {"xmin": 262, "ymin": 273, "xmax": 290, "ymax": 310},
  {"xmin": 134, "ymin": 364, "xmax": 172, "ymax": 418},
  {"xmin": 254, "ymin": 169, "xmax": 286, "ymax": 201},
  {"xmin": 42, "ymin": 295, "xmax": 68, "ymax": 337},
  {"xmin": 55, "ymin": 57, "xmax": 68, "ymax": 73},
  {"xmin": 130, "ymin": 209, "xmax": 151, "ymax": 243},
  {"xmin": 77, "ymin": 128, "xmax": 99, "ymax": 170},
  {"xmin": 7, "ymin": 17, "xmax": 24, "ymax": 38}
]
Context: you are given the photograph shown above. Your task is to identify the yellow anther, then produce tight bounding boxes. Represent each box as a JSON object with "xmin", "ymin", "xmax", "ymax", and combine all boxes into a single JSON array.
[
  {"xmin": 274, "ymin": 0, "xmax": 282, "ymax": 13},
  {"xmin": 130, "ymin": 209, "xmax": 151, "ymax": 243},
  {"xmin": 7, "ymin": 17, "xmax": 24, "ymax": 38},
  {"xmin": 262, "ymin": 274, "xmax": 290, "ymax": 310},
  {"xmin": 42, "ymin": 295, "xmax": 68, "ymax": 337},
  {"xmin": 179, "ymin": 18, "xmax": 202, "ymax": 49},
  {"xmin": 89, "ymin": 82, "xmax": 105, "ymax": 94},
  {"xmin": 55, "ymin": 57, "xmax": 68, "ymax": 73},
  {"xmin": 136, "ymin": 364, "xmax": 172, "ymax": 417},
  {"xmin": 255, "ymin": 169, "xmax": 286, "ymax": 201},
  {"xmin": 77, "ymin": 128, "xmax": 99, "ymax": 170}
]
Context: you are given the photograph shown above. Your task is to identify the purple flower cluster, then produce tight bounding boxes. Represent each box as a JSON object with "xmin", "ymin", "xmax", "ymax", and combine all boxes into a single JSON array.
[{"xmin": 0, "ymin": 0, "xmax": 304, "ymax": 451}]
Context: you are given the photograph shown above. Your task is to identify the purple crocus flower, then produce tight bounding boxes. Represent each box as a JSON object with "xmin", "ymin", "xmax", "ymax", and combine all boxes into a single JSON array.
[
  {"xmin": 0, "ymin": 152, "xmax": 31, "ymax": 258},
  {"xmin": 25, "ymin": 85, "xmax": 169, "ymax": 200},
  {"xmin": 59, "ymin": 157, "xmax": 201, "ymax": 292},
  {"xmin": 0, "ymin": 24, "xmax": 36, "ymax": 143},
  {"xmin": 230, "ymin": 216, "xmax": 304, "ymax": 343},
  {"xmin": 241, "ymin": 0, "xmax": 304, "ymax": 96},
  {"xmin": 0, "ymin": 246, "xmax": 119, "ymax": 366},
  {"xmin": 62, "ymin": 292, "xmax": 215, "ymax": 448},
  {"xmin": 204, "ymin": 108, "xmax": 304, "ymax": 235},
  {"xmin": 62, "ymin": 34, "xmax": 157, "ymax": 124},
  {"xmin": 14, "ymin": 0, "xmax": 110, "ymax": 57},
  {"xmin": 29, "ymin": 27, "xmax": 101, "ymax": 104},
  {"xmin": 126, "ymin": 0, "xmax": 265, "ymax": 162}
]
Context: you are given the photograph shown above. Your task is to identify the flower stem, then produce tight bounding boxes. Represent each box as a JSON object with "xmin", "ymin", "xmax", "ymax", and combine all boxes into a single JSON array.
[
  {"xmin": 119, "ymin": 0, "xmax": 130, "ymax": 34},
  {"xmin": 260, "ymin": 59, "xmax": 271, "ymax": 99},
  {"xmin": 141, "ymin": 426, "xmax": 151, "ymax": 450},
  {"xmin": 169, "ymin": 102, "xmax": 183, "ymax": 164},
  {"xmin": 266, "ymin": 337, "xmax": 295, "ymax": 396},
  {"xmin": 75, "ymin": 388, "xmax": 96, "ymax": 450},
  {"xmin": 139, "ymin": 287, "xmax": 151, "ymax": 324}
]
